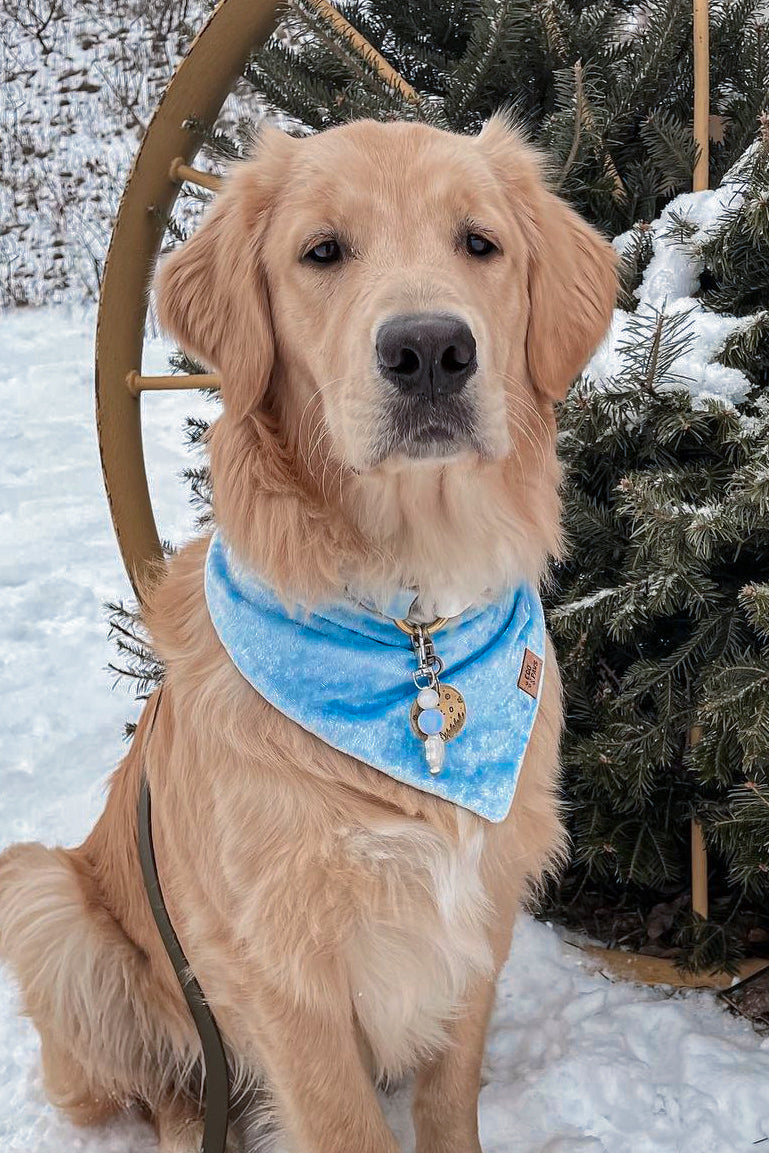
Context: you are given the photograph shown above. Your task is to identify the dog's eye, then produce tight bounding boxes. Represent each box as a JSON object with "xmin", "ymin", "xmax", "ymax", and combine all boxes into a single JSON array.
[
  {"xmin": 305, "ymin": 239, "xmax": 342, "ymax": 264},
  {"xmin": 466, "ymin": 233, "xmax": 497, "ymax": 257}
]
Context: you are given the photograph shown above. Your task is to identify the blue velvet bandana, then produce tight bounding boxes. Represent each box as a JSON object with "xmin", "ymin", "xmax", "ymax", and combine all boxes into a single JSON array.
[{"xmin": 204, "ymin": 532, "xmax": 547, "ymax": 823}]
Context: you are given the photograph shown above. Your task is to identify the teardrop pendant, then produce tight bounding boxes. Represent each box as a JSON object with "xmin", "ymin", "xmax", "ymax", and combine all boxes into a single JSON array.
[{"xmin": 424, "ymin": 734, "xmax": 445, "ymax": 775}]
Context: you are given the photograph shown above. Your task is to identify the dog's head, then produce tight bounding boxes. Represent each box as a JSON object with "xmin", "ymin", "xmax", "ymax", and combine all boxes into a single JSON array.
[{"xmin": 156, "ymin": 116, "xmax": 616, "ymax": 602}]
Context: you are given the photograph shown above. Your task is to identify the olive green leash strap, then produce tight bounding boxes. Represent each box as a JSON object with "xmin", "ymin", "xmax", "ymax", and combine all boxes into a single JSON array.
[{"xmin": 137, "ymin": 689, "xmax": 231, "ymax": 1153}]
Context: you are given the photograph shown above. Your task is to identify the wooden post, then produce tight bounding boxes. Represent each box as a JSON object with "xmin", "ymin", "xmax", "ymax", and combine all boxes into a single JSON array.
[
  {"xmin": 691, "ymin": 821, "xmax": 709, "ymax": 920},
  {"xmin": 690, "ymin": 0, "xmax": 710, "ymax": 920},
  {"xmin": 689, "ymin": 725, "xmax": 709, "ymax": 919},
  {"xmin": 692, "ymin": 0, "xmax": 710, "ymax": 192}
]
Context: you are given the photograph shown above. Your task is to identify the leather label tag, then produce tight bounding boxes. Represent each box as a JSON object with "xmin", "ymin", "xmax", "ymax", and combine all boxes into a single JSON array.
[{"xmin": 517, "ymin": 647, "xmax": 543, "ymax": 699}]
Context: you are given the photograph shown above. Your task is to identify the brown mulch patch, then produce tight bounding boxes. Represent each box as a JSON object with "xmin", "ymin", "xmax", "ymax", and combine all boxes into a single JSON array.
[{"xmin": 540, "ymin": 878, "xmax": 769, "ymax": 1027}]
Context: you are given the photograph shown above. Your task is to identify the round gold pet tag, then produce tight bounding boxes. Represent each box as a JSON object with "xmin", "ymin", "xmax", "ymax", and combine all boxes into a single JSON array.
[{"xmin": 410, "ymin": 683, "xmax": 467, "ymax": 742}]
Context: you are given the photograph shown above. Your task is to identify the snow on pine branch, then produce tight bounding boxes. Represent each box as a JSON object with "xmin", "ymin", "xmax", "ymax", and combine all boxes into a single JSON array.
[{"xmin": 586, "ymin": 138, "xmax": 768, "ymax": 411}]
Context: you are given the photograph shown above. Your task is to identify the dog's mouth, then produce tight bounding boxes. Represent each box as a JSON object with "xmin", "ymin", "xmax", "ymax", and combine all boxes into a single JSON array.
[{"xmin": 371, "ymin": 393, "xmax": 485, "ymax": 464}]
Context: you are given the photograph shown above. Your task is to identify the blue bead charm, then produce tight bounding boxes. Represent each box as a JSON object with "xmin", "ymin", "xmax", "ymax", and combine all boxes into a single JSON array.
[{"xmin": 417, "ymin": 708, "xmax": 444, "ymax": 735}]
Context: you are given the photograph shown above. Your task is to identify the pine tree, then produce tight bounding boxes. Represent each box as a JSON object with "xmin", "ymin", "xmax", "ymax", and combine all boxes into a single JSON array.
[
  {"xmin": 547, "ymin": 123, "xmax": 769, "ymax": 970},
  {"xmin": 236, "ymin": 0, "xmax": 769, "ymax": 233}
]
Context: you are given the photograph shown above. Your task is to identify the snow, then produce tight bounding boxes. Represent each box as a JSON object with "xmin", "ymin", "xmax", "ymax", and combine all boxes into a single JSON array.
[
  {"xmin": 595, "ymin": 178, "xmax": 762, "ymax": 411},
  {"xmin": 0, "ymin": 0, "xmax": 265, "ymax": 308},
  {"xmin": 3, "ymin": 305, "xmax": 769, "ymax": 1151},
  {"xmin": 1, "ymin": 1, "xmax": 190, "ymax": 307}
]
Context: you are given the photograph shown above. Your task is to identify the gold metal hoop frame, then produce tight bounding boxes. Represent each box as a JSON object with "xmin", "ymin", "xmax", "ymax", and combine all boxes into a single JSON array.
[{"xmin": 95, "ymin": 0, "xmax": 282, "ymax": 601}]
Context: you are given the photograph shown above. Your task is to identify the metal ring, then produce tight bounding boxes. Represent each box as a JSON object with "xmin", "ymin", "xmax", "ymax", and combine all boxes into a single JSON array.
[{"xmin": 394, "ymin": 616, "xmax": 450, "ymax": 636}]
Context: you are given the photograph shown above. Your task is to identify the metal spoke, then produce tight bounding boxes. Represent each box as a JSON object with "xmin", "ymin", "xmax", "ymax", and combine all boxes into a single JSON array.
[
  {"xmin": 126, "ymin": 372, "xmax": 220, "ymax": 394},
  {"xmin": 169, "ymin": 157, "xmax": 223, "ymax": 193}
]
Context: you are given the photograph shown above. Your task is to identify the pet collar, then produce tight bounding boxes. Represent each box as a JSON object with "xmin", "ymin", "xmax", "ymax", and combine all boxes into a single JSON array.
[{"xmin": 204, "ymin": 532, "xmax": 547, "ymax": 823}]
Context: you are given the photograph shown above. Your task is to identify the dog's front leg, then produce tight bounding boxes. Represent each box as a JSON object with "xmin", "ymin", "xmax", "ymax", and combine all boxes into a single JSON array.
[
  {"xmin": 411, "ymin": 973, "xmax": 498, "ymax": 1153},
  {"xmin": 252, "ymin": 986, "xmax": 400, "ymax": 1153}
]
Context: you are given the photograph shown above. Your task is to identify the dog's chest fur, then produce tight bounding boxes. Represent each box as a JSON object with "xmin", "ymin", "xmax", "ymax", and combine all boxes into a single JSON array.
[{"xmin": 339, "ymin": 811, "xmax": 493, "ymax": 1077}]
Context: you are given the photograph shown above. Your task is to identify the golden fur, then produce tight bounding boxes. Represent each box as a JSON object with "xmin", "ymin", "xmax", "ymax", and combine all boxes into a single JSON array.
[{"xmin": 0, "ymin": 115, "xmax": 617, "ymax": 1152}]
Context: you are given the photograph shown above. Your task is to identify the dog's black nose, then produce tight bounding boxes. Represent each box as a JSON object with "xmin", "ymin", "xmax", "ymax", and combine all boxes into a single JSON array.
[{"xmin": 376, "ymin": 313, "xmax": 477, "ymax": 398}]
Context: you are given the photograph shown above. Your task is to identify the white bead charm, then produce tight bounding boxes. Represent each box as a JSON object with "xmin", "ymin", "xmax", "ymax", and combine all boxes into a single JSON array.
[{"xmin": 417, "ymin": 687, "xmax": 440, "ymax": 709}]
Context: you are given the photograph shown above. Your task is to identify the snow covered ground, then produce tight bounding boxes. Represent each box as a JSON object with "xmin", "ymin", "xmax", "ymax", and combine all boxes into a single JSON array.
[
  {"xmin": 0, "ymin": 0, "xmax": 265, "ymax": 309},
  {"xmin": 2, "ymin": 305, "xmax": 769, "ymax": 1152},
  {"xmin": 1, "ymin": 0, "xmax": 190, "ymax": 306}
]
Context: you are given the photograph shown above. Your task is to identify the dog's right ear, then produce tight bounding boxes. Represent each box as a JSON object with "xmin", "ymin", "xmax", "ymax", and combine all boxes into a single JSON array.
[
  {"xmin": 479, "ymin": 113, "xmax": 617, "ymax": 402},
  {"xmin": 155, "ymin": 129, "xmax": 292, "ymax": 421}
]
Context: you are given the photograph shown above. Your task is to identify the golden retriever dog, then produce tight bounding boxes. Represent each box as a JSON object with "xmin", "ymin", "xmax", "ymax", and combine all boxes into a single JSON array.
[{"xmin": 0, "ymin": 115, "xmax": 616, "ymax": 1152}]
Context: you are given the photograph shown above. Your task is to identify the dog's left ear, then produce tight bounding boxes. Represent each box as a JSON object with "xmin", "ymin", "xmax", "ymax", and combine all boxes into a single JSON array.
[
  {"xmin": 525, "ymin": 188, "xmax": 618, "ymax": 401},
  {"xmin": 480, "ymin": 114, "xmax": 618, "ymax": 402},
  {"xmin": 155, "ymin": 127, "xmax": 294, "ymax": 421}
]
